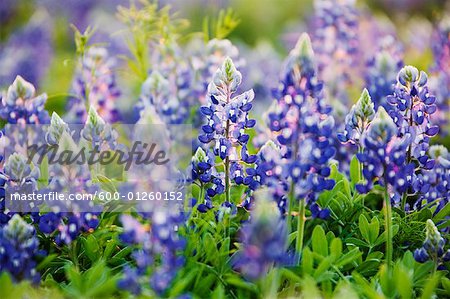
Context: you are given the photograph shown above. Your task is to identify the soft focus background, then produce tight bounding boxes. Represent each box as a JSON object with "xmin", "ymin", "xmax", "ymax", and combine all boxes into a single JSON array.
[{"xmin": 0, "ymin": 0, "xmax": 448, "ymax": 116}]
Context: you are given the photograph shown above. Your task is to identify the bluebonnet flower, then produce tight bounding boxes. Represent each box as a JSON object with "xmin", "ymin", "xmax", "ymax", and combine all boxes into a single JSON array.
[
  {"xmin": 0, "ymin": 0, "xmax": 17, "ymax": 25},
  {"xmin": 0, "ymin": 11, "xmax": 53, "ymax": 87},
  {"xmin": 413, "ymin": 145, "xmax": 450, "ymax": 213},
  {"xmin": 67, "ymin": 47, "xmax": 121, "ymax": 123},
  {"xmin": 414, "ymin": 219, "xmax": 450, "ymax": 270},
  {"xmin": 310, "ymin": 0, "xmax": 360, "ymax": 117},
  {"xmin": 118, "ymin": 209, "xmax": 186, "ymax": 296},
  {"xmin": 268, "ymin": 33, "xmax": 335, "ymax": 219},
  {"xmin": 0, "ymin": 214, "xmax": 40, "ymax": 283},
  {"xmin": 117, "ymin": 266, "xmax": 141, "ymax": 295},
  {"xmin": 365, "ymin": 36, "xmax": 404, "ymax": 110},
  {"xmin": 240, "ymin": 42, "xmax": 281, "ymax": 109},
  {"xmin": 36, "ymin": 112, "xmax": 100, "ymax": 245},
  {"xmin": 338, "ymin": 88, "xmax": 376, "ymax": 146},
  {"xmin": 429, "ymin": 18, "xmax": 449, "ymax": 130},
  {"xmin": 233, "ymin": 195, "xmax": 287, "ymax": 280},
  {"xmin": 0, "ymin": 173, "xmax": 9, "ymax": 225},
  {"xmin": 190, "ymin": 147, "xmax": 217, "ymax": 212},
  {"xmin": 80, "ymin": 106, "xmax": 120, "ymax": 150},
  {"xmin": 355, "ymin": 106, "xmax": 414, "ymax": 195},
  {"xmin": 190, "ymin": 38, "xmax": 244, "ymax": 105},
  {"xmin": 385, "ymin": 66, "xmax": 439, "ymax": 208},
  {"xmin": 0, "ymin": 75, "xmax": 49, "ymax": 124},
  {"xmin": 388, "ymin": 66, "xmax": 439, "ymax": 145},
  {"xmin": 136, "ymin": 70, "xmax": 189, "ymax": 125},
  {"xmin": 244, "ymin": 140, "xmax": 288, "ymax": 212},
  {"xmin": 3, "ymin": 153, "xmax": 40, "ymax": 198},
  {"xmin": 198, "ymin": 57, "xmax": 257, "ymax": 205}
]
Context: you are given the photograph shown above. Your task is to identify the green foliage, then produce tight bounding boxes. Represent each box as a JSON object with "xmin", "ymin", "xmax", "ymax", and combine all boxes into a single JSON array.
[
  {"xmin": 116, "ymin": 0, "xmax": 189, "ymax": 81},
  {"xmin": 70, "ymin": 25, "xmax": 95, "ymax": 57},
  {"xmin": 62, "ymin": 260, "xmax": 119, "ymax": 298},
  {"xmin": 0, "ymin": 272, "xmax": 64, "ymax": 299},
  {"xmin": 352, "ymin": 251, "xmax": 446, "ymax": 298},
  {"xmin": 202, "ymin": 8, "xmax": 241, "ymax": 41}
]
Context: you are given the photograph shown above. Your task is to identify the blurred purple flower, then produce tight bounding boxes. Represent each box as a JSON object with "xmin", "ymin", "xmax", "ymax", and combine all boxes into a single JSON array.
[
  {"xmin": 67, "ymin": 47, "xmax": 121, "ymax": 123},
  {"xmin": 118, "ymin": 208, "xmax": 186, "ymax": 296},
  {"xmin": 0, "ymin": 75, "xmax": 49, "ymax": 124},
  {"xmin": 429, "ymin": 19, "xmax": 450, "ymax": 130},
  {"xmin": 0, "ymin": 214, "xmax": 40, "ymax": 284},
  {"xmin": 0, "ymin": 11, "xmax": 53, "ymax": 88},
  {"xmin": 233, "ymin": 195, "xmax": 287, "ymax": 280}
]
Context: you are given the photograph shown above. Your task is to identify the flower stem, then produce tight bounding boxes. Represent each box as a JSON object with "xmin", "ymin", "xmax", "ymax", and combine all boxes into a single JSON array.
[
  {"xmin": 384, "ymin": 186, "xmax": 393, "ymax": 271},
  {"xmin": 225, "ymin": 155, "xmax": 230, "ymax": 203},
  {"xmin": 287, "ymin": 144, "xmax": 299, "ymax": 232},
  {"xmin": 287, "ymin": 180, "xmax": 295, "ymax": 232},
  {"xmin": 357, "ymin": 145, "xmax": 363, "ymax": 184},
  {"xmin": 224, "ymin": 86, "xmax": 231, "ymax": 204},
  {"xmin": 295, "ymin": 198, "xmax": 306, "ymax": 255}
]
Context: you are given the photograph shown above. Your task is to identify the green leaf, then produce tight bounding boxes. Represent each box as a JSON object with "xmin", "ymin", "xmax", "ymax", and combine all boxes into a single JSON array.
[
  {"xmin": 225, "ymin": 276, "xmax": 257, "ymax": 292},
  {"xmin": 374, "ymin": 225, "xmax": 399, "ymax": 247},
  {"xmin": 37, "ymin": 254, "xmax": 58, "ymax": 271},
  {"xmin": 352, "ymin": 271, "xmax": 380, "ymax": 299},
  {"xmin": 301, "ymin": 275, "xmax": 321, "ymax": 298},
  {"xmin": 355, "ymin": 260, "xmax": 381, "ymax": 276},
  {"xmin": 433, "ymin": 202, "xmax": 450, "ymax": 222},
  {"xmin": 420, "ymin": 272, "xmax": 441, "ymax": 299},
  {"xmin": 346, "ymin": 237, "xmax": 369, "ymax": 248},
  {"xmin": 96, "ymin": 174, "xmax": 117, "ymax": 193},
  {"xmin": 312, "ymin": 225, "xmax": 328, "ymax": 257},
  {"xmin": 169, "ymin": 269, "xmax": 198, "ymax": 297},
  {"xmin": 379, "ymin": 264, "xmax": 395, "ymax": 298},
  {"xmin": 314, "ymin": 257, "xmax": 333, "ymax": 279},
  {"xmin": 349, "ymin": 155, "xmax": 360, "ymax": 185},
  {"xmin": 335, "ymin": 248, "xmax": 362, "ymax": 268},
  {"xmin": 302, "ymin": 248, "xmax": 314, "ymax": 275},
  {"xmin": 0, "ymin": 272, "xmax": 14, "ymax": 298},
  {"xmin": 204, "ymin": 233, "xmax": 219, "ymax": 264},
  {"xmin": 368, "ymin": 217, "xmax": 380, "ymax": 245},
  {"xmin": 212, "ymin": 284, "xmax": 225, "ymax": 299},
  {"xmin": 394, "ymin": 263, "xmax": 412, "ymax": 299},
  {"xmin": 330, "ymin": 238, "xmax": 342, "ymax": 261},
  {"xmin": 103, "ymin": 240, "xmax": 117, "ymax": 259},
  {"xmin": 359, "ymin": 214, "xmax": 371, "ymax": 244},
  {"xmin": 441, "ymin": 277, "xmax": 450, "ymax": 295},
  {"xmin": 65, "ymin": 265, "xmax": 83, "ymax": 293},
  {"xmin": 82, "ymin": 235, "xmax": 100, "ymax": 262},
  {"xmin": 38, "ymin": 156, "xmax": 49, "ymax": 188}
]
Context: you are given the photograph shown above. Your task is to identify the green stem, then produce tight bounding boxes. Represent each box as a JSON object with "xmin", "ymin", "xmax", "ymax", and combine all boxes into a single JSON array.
[
  {"xmin": 401, "ymin": 87, "xmax": 415, "ymax": 211},
  {"xmin": 384, "ymin": 186, "xmax": 393, "ymax": 271},
  {"xmin": 199, "ymin": 183, "xmax": 204, "ymax": 204},
  {"xmin": 357, "ymin": 145, "xmax": 363, "ymax": 184},
  {"xmin": 224, "ymin": 86, "xmax": 231, "ymax": 204},
  {"xmin": 295, "ymin": 198, "xmax": 306, "ymax": 255},
  {"xmin": 287, "ymin": 144, "xmax": 299, "ymax": 232},
  {"xmin": 287, "ymin": 180, "xmax": 295, "ymax": 233}
]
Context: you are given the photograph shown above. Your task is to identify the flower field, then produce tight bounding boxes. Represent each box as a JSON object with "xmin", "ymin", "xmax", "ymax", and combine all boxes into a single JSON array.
[{"xmin": 0, "ymin": 0, "xmax": 449, "ymax": 298}]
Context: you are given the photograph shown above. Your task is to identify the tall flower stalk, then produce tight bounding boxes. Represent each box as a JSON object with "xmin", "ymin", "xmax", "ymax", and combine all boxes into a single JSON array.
[
  {"xmin": 267, "ymin": 33, "xmax": 335, "ymax": 253},
  {"xmin": 414, "ymin": 219, "xmax": 450, "ymax": 271},
  {"xmin": 356, "ymin": 107, "xmax": 400, "ymax": 269},
  {"xmin": 387, "ymin": 66, "xmax": 439, "ymax": 210},
  {"xmin": 338, "ymin": 88, "xmax": 376, "ymax": 180},
  {"xmin": 198, "ymin": 57, "xmax": 256, "ymax": 207},
  {"xmin": 68, "ymin": 47, "xmax": 121, "ymax": 123}
]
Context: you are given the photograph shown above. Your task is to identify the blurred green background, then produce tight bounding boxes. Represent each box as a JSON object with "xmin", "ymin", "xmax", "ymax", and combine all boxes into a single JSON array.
[{"xmin": 0, "ymin": 0, "xmax": 448, "ymax": 115}]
